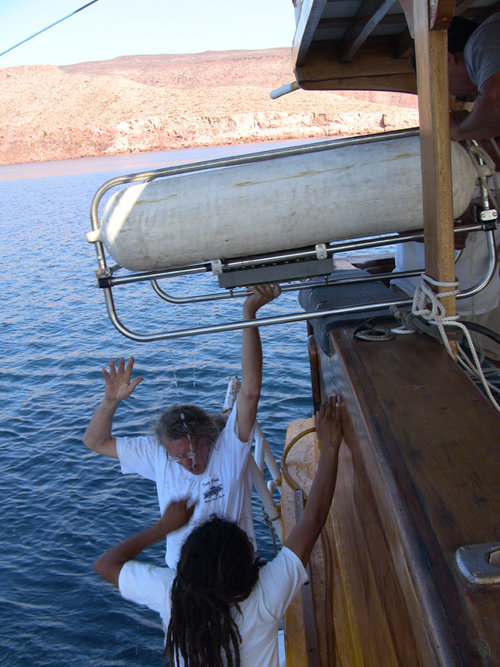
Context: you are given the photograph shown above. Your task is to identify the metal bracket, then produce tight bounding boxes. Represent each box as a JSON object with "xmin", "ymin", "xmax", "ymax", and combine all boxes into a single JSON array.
[
  {"xmin": 480, "ymin": 208, "xmax": 498, "ymax": 223},
  {"xmin": 211, "ymin": 259, "xmax": 223, "ymax": 275},
  {"xmin": 315, "ymin": 243, "xmax": 327, "ymax": 260},
  {"xmin": 96, "ymin": 267, "xmax": 113, "ymax": 289},
  {"xmin": 480, "ymin": 208, "xmax": 498, "ymax": 231},
  {"xmin": 456, "ymin": 543, "xmax": 500, "ymax": 585}
]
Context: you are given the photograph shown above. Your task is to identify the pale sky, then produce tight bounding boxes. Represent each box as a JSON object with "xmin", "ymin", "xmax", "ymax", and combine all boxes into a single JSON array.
[{"xmin": 0, "ymin": 0, "xmax": 297, "ymax": 68}]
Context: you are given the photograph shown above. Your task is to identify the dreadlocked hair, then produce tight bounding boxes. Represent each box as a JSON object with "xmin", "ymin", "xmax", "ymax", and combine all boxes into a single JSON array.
[
  {"xmin": 154, "ymin": 404, "xmax": 224, "ymax": 448},
  {"xmin": 165, "ymin": 516, "xmax": 263, "ymax": 667}
]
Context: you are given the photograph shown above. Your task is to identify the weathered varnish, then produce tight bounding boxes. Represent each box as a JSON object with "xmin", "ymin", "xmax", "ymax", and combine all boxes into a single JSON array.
[
  {"xmin": 284, "ymin": 328, "xmax": 499, "ymax": 665},
  {"xmin": 327, "ymin": 326, "xmax": 500, "ymax": 665}
]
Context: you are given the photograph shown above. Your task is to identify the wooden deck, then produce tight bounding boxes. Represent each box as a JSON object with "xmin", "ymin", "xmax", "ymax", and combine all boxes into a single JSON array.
[{"xmin": 331, "ymin": 326, "xmax": 500, "ymax": 665}]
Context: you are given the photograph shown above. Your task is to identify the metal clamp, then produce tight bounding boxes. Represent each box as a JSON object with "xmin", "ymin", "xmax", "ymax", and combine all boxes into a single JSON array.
[
  {"xmin": 315, "ymin": 243, "xmax": 328, "ymax": 260},
  {"xmin": 211, "ymin": 259, "xmax": 223, "ymax": 275},
  {"xmin": 455, "ymin": 543, "xmax": 500, "ymax": 585}
]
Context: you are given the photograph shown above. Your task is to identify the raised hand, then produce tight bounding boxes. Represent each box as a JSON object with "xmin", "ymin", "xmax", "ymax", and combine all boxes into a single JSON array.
[
  {"xmin": 285, "ymin": 394, "xmax": 343, "ymax": 566},
  {"xmin": 315, "ymin": 395, "xmax": 343, "ymax": 452},
  {"xmin": 243, "ymin": 283, "xmax": 281, "ymax": 319},
  {"xmin": 158, "ymin": 498, "xmax": 196, "ymax": 535},
  {"xmin": 103, "ymin": 357, "xmax": 144, "ymax": 402}
]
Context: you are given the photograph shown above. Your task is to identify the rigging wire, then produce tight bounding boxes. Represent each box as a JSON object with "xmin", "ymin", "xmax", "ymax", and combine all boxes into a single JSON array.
[{"xmin": 0, "ymin": 0, "xmax": 100, "ymax": 59}]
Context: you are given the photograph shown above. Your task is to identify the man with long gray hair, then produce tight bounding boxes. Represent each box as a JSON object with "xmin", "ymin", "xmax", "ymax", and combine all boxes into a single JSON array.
[{"xmin": 83, "ymin": 284, "xmax": 281, "ymax": 568}]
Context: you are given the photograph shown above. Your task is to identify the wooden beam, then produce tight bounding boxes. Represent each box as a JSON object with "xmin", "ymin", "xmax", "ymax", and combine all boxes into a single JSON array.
[
  {"xmin": 294, "ymin": 490, "xmax": 321, "ymax": 666},
  {"xmin": 395, "ymin": 27, "xmax": 414, "ymax": 59},
  {"xmin": 454, "ymin": 0, "xmax": 481, "ymax": 15},
  {"xmin": 282, "ymin": 419, "xmax": 331, "ymax": 666},
  {"xmin": 429, "ymin": 0, "xmax": 456, "ymax": 29},
  {"xmin": 413, "ymin": 0, "xmax": 457, "ymax": 318},
  {"xmin": 293, "ymin": 0, "xmax": 328, "ymax": 67},
  {"xmin": 341, "ymin": 0, "xmax": 395, "ymax": 62},
  {"xmin": 296, "ymin": 39, "xmax": 417, "ymax": 93},
  {"xmin": 313, "ymin": 13, "xmax": 413, "ymax": 33},
  {"xmin": 299, "ymin": 72, "xmax": 417, "ymax": 93},
  {"xmin": 455, "ymin": 0, "xmax": 500, "ymax": 20}
]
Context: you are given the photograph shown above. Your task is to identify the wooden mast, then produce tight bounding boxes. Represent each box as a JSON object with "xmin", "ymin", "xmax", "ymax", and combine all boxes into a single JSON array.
[{"xmin": 412, "ymin": 0, "xmax": 457, "ymax": 319}]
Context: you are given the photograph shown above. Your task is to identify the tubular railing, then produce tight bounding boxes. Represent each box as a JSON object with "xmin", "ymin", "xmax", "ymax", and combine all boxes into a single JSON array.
[{"xmin": 87, "ymin": 130, "xmax": 498, "ymax": 342}]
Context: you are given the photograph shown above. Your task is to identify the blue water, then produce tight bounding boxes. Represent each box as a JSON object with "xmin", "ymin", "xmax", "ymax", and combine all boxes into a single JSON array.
[{"xmin": 0, "ymin": 145, "xmax": 314, "ymax": 665}]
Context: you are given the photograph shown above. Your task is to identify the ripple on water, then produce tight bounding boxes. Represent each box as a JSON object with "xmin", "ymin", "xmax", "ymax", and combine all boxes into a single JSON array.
[{"xmin": 0, "ymin": 151, "xmax": 331, "ymax": 665}]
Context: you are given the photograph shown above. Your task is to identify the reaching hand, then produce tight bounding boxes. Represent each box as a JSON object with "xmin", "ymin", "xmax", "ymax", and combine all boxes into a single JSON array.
[
  {"xmin": 243, "ymin": 283, "xmax": 281, "ymax": 319},
  {"xmin": 158, "ymin": 498, "xmax": 196, "ymax": 535},
  {"xmin": 315, "ymin": 395, "xmax": 342, "ymax": 452},
  {"xmin": 102, "ymin": 357, "xmax": 144, "ymax": 402}
]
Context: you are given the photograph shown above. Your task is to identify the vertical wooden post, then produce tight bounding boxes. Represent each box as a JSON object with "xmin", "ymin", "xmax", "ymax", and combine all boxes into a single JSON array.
[{"xmin": 413, "ymin": 0, "xmax": 457, "ymax": 319}]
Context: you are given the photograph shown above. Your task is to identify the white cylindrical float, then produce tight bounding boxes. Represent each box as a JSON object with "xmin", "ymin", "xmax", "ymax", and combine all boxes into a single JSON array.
[{"xmin": 89, "ymin": 134, "xmax": 477, "ymax": 272}]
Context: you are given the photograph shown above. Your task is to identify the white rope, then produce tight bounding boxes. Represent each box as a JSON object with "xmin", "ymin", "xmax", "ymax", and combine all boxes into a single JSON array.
[
  {"xmin": 391, "ymin": 141, "xmax": 499, "ymax": 407},
  {"xmin": 457, "ymin": 344, "xmax": 500, "ymax": 396},
  {"xmin": 391, "ymin": 325, "xmax": 415, "ymax": 334},
  {"xmin": 412, "ymin": 274, "xmax": 500, "ymax": 412},
  {"xmin": 412, "ymin": 274, "xmax": 460, "ymax": 357}
]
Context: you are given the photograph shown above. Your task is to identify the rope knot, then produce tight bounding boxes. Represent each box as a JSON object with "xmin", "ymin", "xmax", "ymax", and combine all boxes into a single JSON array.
[{"xmin": 412, "ymin": 274, "xmax": 459, "ymax": 324}]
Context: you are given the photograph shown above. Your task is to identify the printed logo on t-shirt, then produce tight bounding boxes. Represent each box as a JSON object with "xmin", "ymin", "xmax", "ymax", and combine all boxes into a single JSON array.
[{"xmin": 202, "ymin": 477, "xmax": 224, "ymax": 503}]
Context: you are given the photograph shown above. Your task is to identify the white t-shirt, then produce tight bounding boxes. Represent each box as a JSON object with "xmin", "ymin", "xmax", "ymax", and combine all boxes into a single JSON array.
[
  {"xmin": 116, "ymin": 402, "xmax": 255, "ymax": 568},
  {"xmin": 464, "ymin": 12, "xmax": 500, "ymax": 91},
  {"xmin": 118, "ymin": 546, "xmax": 308, "ymax": 667}
]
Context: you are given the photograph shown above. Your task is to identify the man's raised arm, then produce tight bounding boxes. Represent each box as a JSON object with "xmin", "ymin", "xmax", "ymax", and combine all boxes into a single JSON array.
[
  {"xmin": 450, "ymin": 73, "xmax": 500, "ymax": 140},
  {"xmin": 95, "ymin": 498, "xmax": 195, "ymax": 587},
  {"xmin": 236, "ymin": 284, "xmax": 281, "ymax": 443},
  {"xmin": 83, "ymin": 357, "xmax": 143, "ymax": 458}
]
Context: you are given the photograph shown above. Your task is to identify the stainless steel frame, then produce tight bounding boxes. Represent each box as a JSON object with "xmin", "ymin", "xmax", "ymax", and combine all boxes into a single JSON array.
[{"xmin": 87, "ymin": 131, "xmax": 498, "ymax": 342}]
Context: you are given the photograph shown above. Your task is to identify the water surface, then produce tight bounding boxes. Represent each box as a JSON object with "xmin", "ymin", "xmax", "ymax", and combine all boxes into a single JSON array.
[{"xmin": 0, "ymin": 145, "xmax": 313, "ymax": 666}]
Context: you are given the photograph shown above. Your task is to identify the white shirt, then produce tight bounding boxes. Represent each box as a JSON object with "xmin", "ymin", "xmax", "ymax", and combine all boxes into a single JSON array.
[
  {"xmin": 119, "ymin": 546, "xmax": 308, "ymax": 667},
  {"xmin": 464, "ymin": 12, "xmax": 500, "ymax": 90},
  {"xmin": 116, "ymin": 402, "xmax": 255, "ymax": 568}
]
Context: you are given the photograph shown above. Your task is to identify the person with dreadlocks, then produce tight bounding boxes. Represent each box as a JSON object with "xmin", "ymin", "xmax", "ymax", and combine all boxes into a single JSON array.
[
  {"xmin": 84, "ymin": 283, "xmax": 281, "ymax": 568},
  {"xmin": 95, "ymin": 395, "xmax": 343, "ymax": 666}
]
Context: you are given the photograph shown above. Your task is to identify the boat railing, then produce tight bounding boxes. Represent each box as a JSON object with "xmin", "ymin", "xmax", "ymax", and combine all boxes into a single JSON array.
[
  {"xmin": 86, "ymin": 132, "xmax": 497, "ymax": 342},
  {"xmin": 87, "ymin": 223, "xmax": 496, "ymax": 342}
]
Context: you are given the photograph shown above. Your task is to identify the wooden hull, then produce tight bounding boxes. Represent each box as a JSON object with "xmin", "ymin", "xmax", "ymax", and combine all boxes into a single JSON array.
[{"xmin": 282, "ymin": 325, "xmax": 500, "ymax": 665}]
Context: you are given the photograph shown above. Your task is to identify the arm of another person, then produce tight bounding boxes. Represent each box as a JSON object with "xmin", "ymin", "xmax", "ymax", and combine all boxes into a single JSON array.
[
  {"xmin": 450, "ymin": 72, "xmax": 500, "ymax": 140},
  {"xmin": 82, "ymin": 357, "xmax": 144, "ymax": 459},
  {"xmin": 94, "ymin": 499, "xmax": 195, "ymax": 587},
  {"xmin": 236, "ymin": 284, "xmax": 281, "ymax": 443},
  {"xmin": 285, "ymin": 396, "xmax": 343, "ymax": 567}
]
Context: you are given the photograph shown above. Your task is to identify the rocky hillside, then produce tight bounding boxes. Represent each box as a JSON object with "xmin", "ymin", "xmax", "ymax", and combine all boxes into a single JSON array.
[{"xmin": 0, "ymin": 49, "xmax": 419, "ymax": 165}]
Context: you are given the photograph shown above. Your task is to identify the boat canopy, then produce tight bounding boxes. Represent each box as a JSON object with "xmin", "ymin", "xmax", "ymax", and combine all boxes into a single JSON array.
[{"xmin": 291, "ymin": 0, "xmax": 499, "ymax": 94}]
